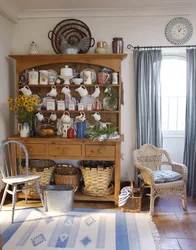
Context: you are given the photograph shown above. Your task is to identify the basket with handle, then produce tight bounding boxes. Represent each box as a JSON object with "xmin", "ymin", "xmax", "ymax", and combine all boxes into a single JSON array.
[
  {"xmin": 121, "ymin": 180, "xmax": 142, "ymax": 213},
  {"xmin": 21, "ymin": 159, "xmax": 56, "ymax": 198},
  {"xmin": 54, "ymin": 164, "xmax": 81, "ymax": 190},
  {"xmin": 80, "ymin": 165, "xmax": 114, "ymax": 197}
]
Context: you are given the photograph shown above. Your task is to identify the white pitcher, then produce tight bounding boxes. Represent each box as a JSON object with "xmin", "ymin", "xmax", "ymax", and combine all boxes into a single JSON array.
[
  {"xmin": 58, "ymin": 123, "xmax": 72, "ymax": 137},
  {"xmin": 18, "ymin": 122, "xmax": 30, "ymax": 137},
  {"xmin": 75, "ymin": 85, "xmax": 88, "ymax": 97},
  {"xmin": 19, "ymin": 85, "xmax": 32, "ymax": 97},
  {"xmin": 61, "ymin": 111, "xmax": 71, "ymax": 124},
  {"xmin": 61, "ymin": 85, "xmax": 71, "ymax": 97}
]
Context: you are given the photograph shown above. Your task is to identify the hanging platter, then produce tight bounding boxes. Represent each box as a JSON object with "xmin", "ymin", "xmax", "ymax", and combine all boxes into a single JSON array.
[{"xmin": 48, "ymin": 19, "xmax": 95, "ymax": 54}]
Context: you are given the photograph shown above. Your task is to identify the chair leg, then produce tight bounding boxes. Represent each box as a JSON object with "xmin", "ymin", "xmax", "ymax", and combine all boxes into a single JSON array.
[
  {"xmin": 0, "ymin": 184, "xmax": 9, "ymax": 210},
  {"xmin": 149, "ymin": 189, "xmax": 155, "ymax": 215},
  {"xmin": 12, "ymin": 185, "xmax": 17, "ymax": 223},
  {"xmin": 35, "ymin": 181, "xmax": 44, "ymax": 207},
  {"xmin": 24, "ymin": 182, "xmax": 28, "ymax": 204},
  {"xmin": 182, "ymin": 192, "xmax": 187, "ymax": 211}
]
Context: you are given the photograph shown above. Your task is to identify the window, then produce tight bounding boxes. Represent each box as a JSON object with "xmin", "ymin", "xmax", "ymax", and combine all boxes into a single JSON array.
[{"xmin": 161, "ymin": 55, "xmax": 186, "ymax": 135}]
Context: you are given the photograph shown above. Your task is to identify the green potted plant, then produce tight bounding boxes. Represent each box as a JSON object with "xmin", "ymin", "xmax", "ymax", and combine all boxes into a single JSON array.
[{"xmin": 85, "ymin": 123, "xmax": 117, "ymax": 143}]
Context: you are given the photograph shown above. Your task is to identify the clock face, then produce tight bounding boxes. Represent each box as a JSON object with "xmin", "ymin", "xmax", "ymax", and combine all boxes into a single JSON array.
[{"xmin": 165, "ymin": 17, "xmax": 193, "ymax": 45}]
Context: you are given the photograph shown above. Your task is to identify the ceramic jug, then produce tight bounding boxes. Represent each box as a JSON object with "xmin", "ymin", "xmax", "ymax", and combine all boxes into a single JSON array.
[
  {"xmin": 18, "ymin": 122, "xmax": 30, "ymax": 137},
  {"xmin": 49, "ymin": 112, "xmax": 57, "ymax": 122},
  {"xmin": 58, "ymin": 123, "xmax": 72, "ymax": 138},
  {"xmin": 92, "ymin": 112, "xmax": 101, "ymax": 121},
  {"xmin": 75, "ymin": 112, "xmax": 86, "ymax": 122},
  {"xmin": 35, "ymin": 111, "xmax": 44, "ymax": 122},
  {"xmin": 75, "ymin": 122, "xmax": 86, "ymax": 139},
  {"xmin": 112, "ymin": 72, "xmax": 118, "ymax": 84},
  {"xmin": 61, "ymin": 85, "xmax": 71, "ymax": 97},
  {"xmin": 46, "ymin": 85, "xmax": 58, "ymax": 97},
  {"xmin": 19, "ymin": 85, "xmax": 32, "ymax": 97},
  {"xmin": 61, "ymin": 111, "xmax": 71, "ymax": 124},
  {"xmin": 83, "ymin": 70, "xmax": 92, "ymax": 84},
  {"xmin": 97, "ymin": 72, "xmax": 110, "ymax": 84},
  {"xmin": 95, "ymin": 41, "xmax": 108, "ymax": 54},
  {"xmin": 75, "ymin": 85, "xmax": 88, "ymax": 97}
]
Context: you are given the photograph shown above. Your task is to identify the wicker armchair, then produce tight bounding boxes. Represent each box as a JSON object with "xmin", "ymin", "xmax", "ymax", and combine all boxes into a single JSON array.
[{"xmin": 132, "ymin": 144, "xmax": 187, "ymax": 215}]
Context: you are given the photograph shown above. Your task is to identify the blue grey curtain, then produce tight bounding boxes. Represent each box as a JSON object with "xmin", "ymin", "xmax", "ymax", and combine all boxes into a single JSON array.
[
  {"xmin": 184, "ymin": 48, "xmax": 196, "ymax": 197},
  {"xmin": 134, "ymin": 49, "xmax": 163, "ymax": 149}
]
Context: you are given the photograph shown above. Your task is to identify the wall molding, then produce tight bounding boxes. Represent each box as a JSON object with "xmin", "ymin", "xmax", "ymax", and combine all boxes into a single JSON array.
[
  {"xmin": 18, "ymin": 6, "xmax": 196, "ymax": 19},
  {"xmin": 1, "ymin": 5, "xmax": 196, "ymax": 22},
  {"xmin": 0, "ymin": 3, "xmax": 18, "ymax": 23}
]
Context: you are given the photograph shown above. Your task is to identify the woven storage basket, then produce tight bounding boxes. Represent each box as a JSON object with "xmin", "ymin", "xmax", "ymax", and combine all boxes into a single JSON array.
[
  {"xmin": 21, "ymin": 159, "xmax": 56, "ymax": 198},
  {"xmin": 80, "ymin": 165, "xmax": 114, "ymax": 196},
  {"xmin": 54, "ymin": 164, "xmax": 80, "ymax": 190},
  {"xmin": 121, "ymin": 180, "xmax": 142, "ymax": 213}
]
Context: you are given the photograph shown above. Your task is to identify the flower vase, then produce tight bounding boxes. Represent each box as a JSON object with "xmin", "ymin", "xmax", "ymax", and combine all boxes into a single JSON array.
[{"xmin": 18, "ymin": 122, "xmax": 30, "ymax": 137}]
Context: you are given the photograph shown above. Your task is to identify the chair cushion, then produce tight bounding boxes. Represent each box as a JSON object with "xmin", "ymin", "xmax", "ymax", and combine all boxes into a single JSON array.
[{"xmin": 138, "ymin": 170, "xmax": 182, "ymax": 183}]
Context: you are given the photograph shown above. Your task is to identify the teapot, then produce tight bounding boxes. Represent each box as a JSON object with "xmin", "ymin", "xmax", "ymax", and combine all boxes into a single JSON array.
[
  {"xmin": 46, "ymin": 85, "xmax": 58, "ymax": 97},
  {"xmin": 19, "ymin": 85, "xmax": 32, "ymax": 97},
  {"xmin": 75, "ymin": 85, "xmax": 88, "ymax": 97},
  {"xmin": 61, "ymin": 111, "xmax": 71, "ymax": 124}
]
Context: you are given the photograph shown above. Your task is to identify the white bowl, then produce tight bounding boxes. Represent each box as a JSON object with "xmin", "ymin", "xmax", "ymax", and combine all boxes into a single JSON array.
[{"xmin": 72, "ymin": 78, "xmax": 83, "ymax": 85}]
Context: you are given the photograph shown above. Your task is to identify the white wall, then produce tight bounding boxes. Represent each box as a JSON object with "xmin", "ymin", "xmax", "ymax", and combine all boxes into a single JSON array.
[
  {"xmin": 0, "ymin": 14, "xmax": 14, "ymax": 190},
  {"xmin": 12, "ymin": 12, "xmax": 194, "ymax": 181}
]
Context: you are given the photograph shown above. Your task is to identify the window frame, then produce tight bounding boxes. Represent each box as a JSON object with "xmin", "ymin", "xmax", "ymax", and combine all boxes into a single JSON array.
[{"xmin": 161, "ymin": 53, "xmax": 186, "ymax": 137}]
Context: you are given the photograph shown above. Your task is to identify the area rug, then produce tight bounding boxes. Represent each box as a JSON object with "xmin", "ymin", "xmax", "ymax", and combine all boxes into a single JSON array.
[{"xmin": 0, "ymin": 208, "xmax": 160, "ymax": 250}]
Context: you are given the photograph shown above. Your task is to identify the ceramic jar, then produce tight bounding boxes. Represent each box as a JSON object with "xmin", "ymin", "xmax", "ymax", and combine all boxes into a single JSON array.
[
  {"xmin": 28, "ymin": 69, "xmax": 39, "ymax": 85},
  {"xmin": 112, "ymin": 37, "xmax": 124, "ymax": 53},
  {"xmin": 95, "ymin": 41, "xmax": 108, "ymax": 54}
]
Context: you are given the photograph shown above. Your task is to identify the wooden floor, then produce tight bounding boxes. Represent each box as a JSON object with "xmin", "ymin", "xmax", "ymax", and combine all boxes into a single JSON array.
[{"xmin": 4, "ymin": 195, "xmax": 196, "ymax": 250}]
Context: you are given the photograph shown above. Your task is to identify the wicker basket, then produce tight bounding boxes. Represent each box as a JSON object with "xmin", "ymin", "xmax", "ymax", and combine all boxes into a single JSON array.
[
  {"xmin": 21, "ymin": 159, "xmax": 56, "ymax": 198},
  {"xmin": 54, "ymin": 164, "xmax": 81, "ymax": 190},
  {"xmin": 80, "ymin": 165, "xmax": 114, "ymax": 196},
  {"xmin": 121, "ymin": 180, "xmax": 142, "ymax": 213}
]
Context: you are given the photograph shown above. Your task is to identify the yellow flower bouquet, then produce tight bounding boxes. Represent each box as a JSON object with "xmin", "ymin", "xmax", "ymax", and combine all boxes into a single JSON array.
[{"xmin": 7, "ymin": 94, "xmax": 40, "ymax": 125}]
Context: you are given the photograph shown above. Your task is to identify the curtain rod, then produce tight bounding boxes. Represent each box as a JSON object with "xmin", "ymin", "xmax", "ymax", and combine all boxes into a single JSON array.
[{"xmin": 127, "ymin": 44, "xmax": 196, "ymax": 49}]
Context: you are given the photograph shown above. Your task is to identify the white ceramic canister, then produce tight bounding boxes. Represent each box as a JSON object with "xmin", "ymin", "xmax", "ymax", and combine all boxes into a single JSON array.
[
  {"xmin": 39, "ymin": 70, "xmax": 48, "ymax": 85},
  {"xmin": 112, "ymin": 72, "xmax": 118, "ymax": 84},
  {"xmin": 28, "ymin": 69, "xmax": 39, "ymax": 84}
]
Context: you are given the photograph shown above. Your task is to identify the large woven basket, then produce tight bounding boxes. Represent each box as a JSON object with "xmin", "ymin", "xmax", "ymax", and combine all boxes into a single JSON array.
[
  {"xmin": 80, "ymin": 165, "xmax": 114, "ymax": 196},
  {"xmin": 121, "ymin": 180, "xmax": 142, "ymax": 213},
  {"xmin": 54, "ymin": 164, "xmax": 81, "ymax": 190},
  {"xmin": 21, "ymin": 159, "xmax": 56, "ymax": 198}
]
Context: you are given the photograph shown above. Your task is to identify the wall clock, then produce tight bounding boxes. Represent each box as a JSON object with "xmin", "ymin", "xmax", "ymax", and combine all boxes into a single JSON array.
[{"xmin": 165, "ymin": 17, "xmax": 193, "ymax": 45}]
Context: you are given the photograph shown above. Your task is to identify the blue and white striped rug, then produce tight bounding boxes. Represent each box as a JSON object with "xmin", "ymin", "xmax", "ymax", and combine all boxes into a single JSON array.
[{"xmin": 0, "ymin": 208, "xmax": 160, "ymax": 250}]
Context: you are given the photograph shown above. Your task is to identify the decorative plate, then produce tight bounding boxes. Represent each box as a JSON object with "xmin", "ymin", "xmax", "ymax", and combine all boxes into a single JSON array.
[
  {"xmin": 100, "ymin": 67, "xmax": 114, "ymax": 84},
  {"xmin": 48, "ymin": 18, "xmax": 95, "ymax": 54},
  {"xmin": 80, "ymin": 95, "xmax": 96, "ymax": 109},
  {"xmin": 48, "ymin": 69, "xmax": 58, "ymax": 82},
  {"xmin": 165, "ymin": 17, "xmax": 193, "ymax": 45},
  {"xmin": 80, "ymin": 69, "xmax": 97, "ymax": 84}
]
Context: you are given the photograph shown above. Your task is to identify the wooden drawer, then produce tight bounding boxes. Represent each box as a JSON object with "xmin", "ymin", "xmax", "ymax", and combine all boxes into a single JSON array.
[
  {"xmin": 18, "ymin": 143, "xmax": 46, "ymax": 157},
  {"xmin": 48, "ymin": 144, "xmax": 82, "ymax": 157},
  {"xmin": 85, "ymin": 145, "xmax": 115, "ymax": 158}
]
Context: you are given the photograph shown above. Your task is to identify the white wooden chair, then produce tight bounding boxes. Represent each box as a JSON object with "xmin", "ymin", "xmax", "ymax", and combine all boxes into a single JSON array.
[
  {"xmin": 133, "ymin": 144, "xmax": 188, "ymax": 215},
  {"xmin": 0, "ymin": 140, "xmax": 44, "ymax": 223}
]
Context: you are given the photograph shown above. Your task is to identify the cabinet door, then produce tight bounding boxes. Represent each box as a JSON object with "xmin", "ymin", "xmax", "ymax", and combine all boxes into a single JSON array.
[{"xmin": 48, "ymin": 144, "xmax": 82, "ymax": 157}]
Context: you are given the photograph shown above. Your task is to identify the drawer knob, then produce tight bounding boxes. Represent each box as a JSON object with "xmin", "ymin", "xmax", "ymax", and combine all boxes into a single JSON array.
[
  {"xmin": 64, "ymin": 148, "xmax": 67, "ymax": 152},
  {"xmin": 98, "ymin": 149, "xmax": 102, "ymax": 154},
  {"xmin": 28, "ymin": 148, "xmax": 33, "ymax": 152}
]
